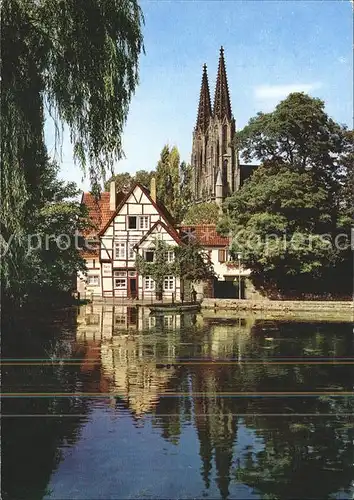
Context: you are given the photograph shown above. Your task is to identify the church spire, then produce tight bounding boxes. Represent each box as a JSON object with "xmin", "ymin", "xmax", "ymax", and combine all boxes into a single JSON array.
[
  {"xmin": 196, "ymin": 64, "xmax": 212, "ymax": 133},
  {"xmin": 213, "ymin": 46, "xmax": 232, "ymax": 120}
]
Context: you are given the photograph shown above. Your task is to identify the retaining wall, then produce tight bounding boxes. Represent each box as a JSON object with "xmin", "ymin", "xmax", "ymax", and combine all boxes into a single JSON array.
[{"xmin": 202, "ymin": 298, "xmax": 353, "ymax": 312}]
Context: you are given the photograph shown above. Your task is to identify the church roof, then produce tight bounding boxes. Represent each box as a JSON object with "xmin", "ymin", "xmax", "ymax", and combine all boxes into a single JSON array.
[
  {"xmin": 213, "ymin": 47, "xmax": 232, "ymax": 120},
  {"xmin": 196, "ymin": 64, "xmax": 212, "ymax": 133}
]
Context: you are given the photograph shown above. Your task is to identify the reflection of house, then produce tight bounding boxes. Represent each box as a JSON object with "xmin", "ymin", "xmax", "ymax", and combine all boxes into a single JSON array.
[
  {"xmin": 76, "ymin": 305, "xmax": 183, "ymax": 416},
  {"xmin": 78, "ymin": 180, "xmax": 182, "ymax": 300},
  {"xmin": 76, "ymin": 304, "xmax": 187, "ymax": 340}
]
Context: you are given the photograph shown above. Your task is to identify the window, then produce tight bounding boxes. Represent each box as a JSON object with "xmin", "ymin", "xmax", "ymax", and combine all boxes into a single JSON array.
[
  {"xmin": 114, "ymin": 270, "xmax": 126, "ymax": 289},
  {"xmin": 144, "ymin": 276, "xmax": 155, "ymax": 290},
  {"xmin": 166, "ymin": 250, "xmax": 174, "ymax": 262},
  {"xmin": 163, "ymin": 275, "xmax": 174, "ymax": 290},
  {"xmin": 164, "ymin": 315, "xmax": 174, "ymax": 328},
  {"xmin": 114, "ymin": 270, "xmax": 126, "ymax": 277},
  {"xmin": 139, "ymin": 216, "xmax": 149, "ymax": 230},
  {"xmin": 128, "ymin": 216, "xmax": 137, "ymax": 229},
  {"xmin": 115, "ymin": 242, "xmax": 126, "ymax": 259},
  {"xmin": 128, "ymin": 270, "xmax": 137, "ymax": 277},
  {"xmin": 128, "ymin": 241, "xmax": 138, "ymax": 259},
  {"xmin": 222, "ymin": 124, "xmax": 228, "ymax": 154},
  {"xmin": 114, "ymin": 278, "xmax": 126, "ymax": 289},
  {"xmin": 115, "ymin": 315, "xmax": 126, "ymax": 325},
  {"xmin": 218, "ymin": 249, "xmax": 226, "ymax": 263},
  {"xmin": 145, "ymin": 250, "xmax": 154, "ymax": 262},
  {"xmin": 87, "ymin": 275, "xmax": 99, "ymax": 286}
]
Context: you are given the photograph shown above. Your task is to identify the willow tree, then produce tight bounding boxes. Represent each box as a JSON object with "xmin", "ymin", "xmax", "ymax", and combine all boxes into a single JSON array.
[{"xmin": 1, "ymin": 0, "xmax": 144, "ymax": 302}]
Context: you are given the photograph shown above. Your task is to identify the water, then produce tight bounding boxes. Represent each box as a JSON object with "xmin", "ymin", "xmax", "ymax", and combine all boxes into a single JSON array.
[{"xmin": 2, "ymin": 305, "xmax": 354, "ymax": 500}]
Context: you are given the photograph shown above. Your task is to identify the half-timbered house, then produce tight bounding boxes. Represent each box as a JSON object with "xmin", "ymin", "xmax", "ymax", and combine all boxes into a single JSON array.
[{"xmin": 79, "ymin": 179, "xmax": 182, "ymax": 300}]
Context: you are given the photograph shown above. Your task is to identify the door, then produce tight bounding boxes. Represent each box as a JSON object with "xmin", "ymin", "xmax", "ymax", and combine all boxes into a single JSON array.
[{"xmin": 128, "ymin": 278, "xmax": 137, "ymax": 299}]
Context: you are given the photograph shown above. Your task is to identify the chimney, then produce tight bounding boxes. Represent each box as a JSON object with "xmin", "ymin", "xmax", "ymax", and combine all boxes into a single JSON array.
[
  {"xmin": 150, "ymin": 177, "xmax": 157, "ymax": 203},
  {"xmin": 110, "ymin": 181, "xmax": 116, "ymax": 211}
]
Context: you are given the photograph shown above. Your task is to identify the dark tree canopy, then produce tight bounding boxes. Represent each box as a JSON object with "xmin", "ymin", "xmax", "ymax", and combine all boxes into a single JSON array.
[
  {"xmin": 220, "ymin": 93, "xmax": 353, "ymax": 298},
  {"xmin": 1, "ymin": 0, "xmax": 144, "ymax": 307}
]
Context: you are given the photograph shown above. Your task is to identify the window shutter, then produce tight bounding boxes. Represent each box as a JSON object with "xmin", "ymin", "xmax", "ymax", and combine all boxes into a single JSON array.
[{"xmin": 218, "ymin": 249, "xmax": 225, "ymax": 263}]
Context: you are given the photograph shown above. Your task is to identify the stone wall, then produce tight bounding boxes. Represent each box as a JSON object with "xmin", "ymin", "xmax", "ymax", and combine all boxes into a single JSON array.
[{"xmin": 202, "ymin": 298, "xmax": 353, "ymax": 312}]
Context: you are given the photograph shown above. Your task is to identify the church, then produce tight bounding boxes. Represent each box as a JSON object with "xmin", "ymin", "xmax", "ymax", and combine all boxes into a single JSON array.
[{"xmin": 191, "ymin": 47, "xmax": 254, "ymax": 205}]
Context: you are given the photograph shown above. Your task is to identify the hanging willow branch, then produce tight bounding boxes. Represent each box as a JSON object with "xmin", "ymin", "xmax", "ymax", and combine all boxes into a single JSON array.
[{"xmin": 1, "ymin": 0, "xmax": 144, "ymax": 302}]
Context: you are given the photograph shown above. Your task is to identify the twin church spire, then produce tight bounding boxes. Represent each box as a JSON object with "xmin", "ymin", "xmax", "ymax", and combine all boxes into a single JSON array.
[
  {"xmin": 195, "ymin": 46, "xmax": 232, "ymax": 132},
  {"xmin": 191, "ymin": 47, "xmax": 238, "ymax": 205}
]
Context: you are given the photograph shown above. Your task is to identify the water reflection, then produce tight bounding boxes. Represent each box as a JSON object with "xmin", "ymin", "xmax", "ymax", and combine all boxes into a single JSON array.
[{"xmin": 2, "ymin": 306, "xmax": 353, "ymax": 500}]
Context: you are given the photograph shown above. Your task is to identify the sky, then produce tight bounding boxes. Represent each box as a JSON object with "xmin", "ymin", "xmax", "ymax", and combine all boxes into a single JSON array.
[{"xmin": 45, "ymin": 0, "xmax": 353, "ymax": 192}]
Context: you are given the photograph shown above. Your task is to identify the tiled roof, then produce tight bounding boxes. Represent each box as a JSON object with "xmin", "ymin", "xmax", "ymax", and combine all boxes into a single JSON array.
[
  {"xmin": 81, "ymin": 192, "xmax": 113, "ymax": 237},
  {"xmin": 179, "ymin": 225, "xmax": 230, "ymax": 247},
  {"xmin": 81, "ymin": 191, "xmax": 126, "ymax": 237},
  {"xmin": 80, "ymin": 248, "xmax": 100, "ymax": 260}
]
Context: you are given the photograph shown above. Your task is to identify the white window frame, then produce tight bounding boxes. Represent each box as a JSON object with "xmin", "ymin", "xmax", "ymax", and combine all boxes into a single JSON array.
[
  {"xmin": 115, "ymin": 315, "xmax": 126, "ymax": 325},
  {"xmin": 115, "ymin": 242, "xmax": 126, "ymax": 259},
  {"xmin": 139, "ymin": 216, "xmax": 149, "ymax": 230},
  {"xmin": 87, "ymin": 275, "xmax": 99, "ymax": 286},
  {"xmin": 167, "ymin": 250, "xmax": 175, "ymax": 262},
  {"xmin": 128, "ymin": 241, "xmax": 138, "ymax": 259},
  {"xmin": 128, "ymin": 270, "xmax": 137, "ymax": 277},
  {"xmin": 114, "ymin": 270, "xmax": 127, "ymax": 289},
  {"xmin": 114, "ymin": 278, "xmax": 126, "ymax": 289},
  {"xmin": 114, "ymin": 270, "xmax": 126, "ymax": 277},
  {"xmin": 144, "ymin": 276, "xmax": 155, "ymax": 290},
  {"xmin": 163, "ymin": 275, "xmax": 174, "ymax": 291}
]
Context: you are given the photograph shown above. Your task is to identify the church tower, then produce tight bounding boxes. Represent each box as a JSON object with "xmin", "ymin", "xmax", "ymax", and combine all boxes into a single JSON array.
[
  {"xmin": 191, "ymin": 47, "xmax": 239, "ymax": 204},
  {"xmin": 191, "ymin": 63, "xmax": 213, "ymax": 201}
]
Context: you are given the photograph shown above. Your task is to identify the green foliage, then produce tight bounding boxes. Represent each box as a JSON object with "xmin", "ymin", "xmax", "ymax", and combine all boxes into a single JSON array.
[
  {"xmin": 221, "ymin": 93, "xmax": 352, "ymax": 297},
  {"xmin": 1, "ymin": 0, "xmax": 144, "ymax": 310},
  {"xmin": 104, "ymin": 170, "xmax": 155, "ymax": 192},
  {"xmin": 135, "ymin": 238, "xmax": 178, "ymax": 298},
  {"xmin": 175, "ymin": 241, "xmax": 215, "ymax": 282},
  {"xmin": 184, "ymin": 202, "xmax": 220, "ymax": 225},
  {"xmin": 156, "ymin": 145, "xmax": 182, "ymax": 221},
  {"xmin": 135, "ymin": 237, "xmax": 215, "ymax": 297},
  {"xmin": 1, "ymin": 160, "xmax": 89, "ymax": 307},
  {"xmin": 235, "ymin": 93, "xmax": 347, "ymax": 187}
]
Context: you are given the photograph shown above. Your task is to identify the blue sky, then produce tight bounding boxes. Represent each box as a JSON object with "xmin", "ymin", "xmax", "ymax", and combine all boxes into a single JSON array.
[{"xmin": 45, "ymin": 0, "xmax": 353, "ymax": 191}]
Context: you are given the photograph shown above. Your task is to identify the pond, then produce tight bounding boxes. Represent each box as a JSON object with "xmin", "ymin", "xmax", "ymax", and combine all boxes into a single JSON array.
[{"xmin": 2, "ymin": 305, "xmax": 353, "ymax": 500}]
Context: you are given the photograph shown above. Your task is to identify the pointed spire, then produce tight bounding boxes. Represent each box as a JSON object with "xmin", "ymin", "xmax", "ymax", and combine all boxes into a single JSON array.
[
  {"xmin": 196, "ymin": 63, "xmax": 212, "ymax": 133},
  {"xmin": 213, "ymin": 46, "xmax": 232, "ymax": 120}
]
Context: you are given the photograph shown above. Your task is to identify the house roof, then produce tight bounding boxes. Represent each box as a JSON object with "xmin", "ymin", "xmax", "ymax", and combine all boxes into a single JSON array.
[
  {"xmin": 80, "ymin": 248, "xmax": 100, "ymax": 260},
  {"xmin": 136, "ymin": 219, "xmax": 183, "ymax": 248},
  {"xmin": 98, "ymin": 182, "xmax": 176, "ymax": 237},
  {"xmin": 81, "ymin": 192, "xmax": 115, "ymax": 237},
  {"xmin": 179, "ymin": 225, "xmax": 230, "ymax": 247}
]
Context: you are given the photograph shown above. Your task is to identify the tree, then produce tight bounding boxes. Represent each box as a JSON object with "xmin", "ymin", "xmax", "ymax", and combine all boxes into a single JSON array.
[
  {"xmin": 104, "ymin": 170, "xmax": 155, "ymax": 192},
  {"xmin": 218, "ymin": 93, "xmax": 352, "ymax": 298},
  {"xmin": 1, "ymin": 0, "xmax": 144, "ymax": 308},
  {"xmin": 1, "ymin": 159, "xmax": 89, "ymax": 310},
  {"xmin": 179, "ymin": 161, "xmax": 193, "ymax": 220},
  {"xmin": 104, "ymin": 172, "xmax": 133, "ymax": 192},
  {"xmin": 184, "ymin": 202, "xmax": 220, "ymax": 225},
  {"xmin": 135, "ymin": 237, "xmax": 215, "ymax": 300},
  {"xmin": 135, "ymin": 170, "xmax": 155, "ymax": 189},
  {"xmin": 156, "ymin": 145, "xmax": 183, "ymax": 221},
  {"xmin": 135, "ymin": 238, "xmax": 178, "ymax": 300}
]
